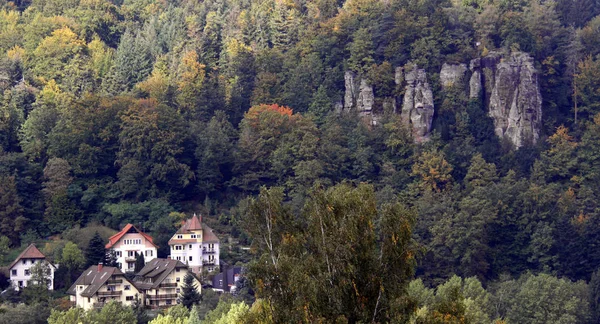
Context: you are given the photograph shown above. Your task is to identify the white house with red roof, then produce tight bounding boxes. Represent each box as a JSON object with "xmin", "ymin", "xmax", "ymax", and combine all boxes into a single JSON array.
[
  {"xmin": 106, "ymin": 224, "xmax": 157, "ymax": 272},
  {"xmin": 8, "ymin": 244, "xmax": 56, "ymax": 291},
  {"xmin": 168, "ymin": 214, "xmax": 220, "ymax": 273}
]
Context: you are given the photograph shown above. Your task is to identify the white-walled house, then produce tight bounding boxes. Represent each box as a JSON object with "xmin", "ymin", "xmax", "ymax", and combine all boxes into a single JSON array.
[
  {"xmin": 168, "ymin": 214, "xmax": 220, "ymax": 273},
  {"xmin": 67, "ymin": 264, "xmax": 141, "ymax": 310},
  {"xmin": 8, "ymin": 244, "xmax": 56, "ymax": 291},
  {"xmin": 105, "ymin": 224, "xmax": 157, "ymax": 272}
]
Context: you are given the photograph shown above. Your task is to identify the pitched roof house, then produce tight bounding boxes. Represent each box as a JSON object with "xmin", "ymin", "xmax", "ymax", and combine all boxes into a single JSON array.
[
  {"xmin": 132, "ymin": 258, "xmax": 202, "ymax": 308},
  {"xmin": 212, "ymin": 266, "xmax": 244, "ymax": 293},
  {"xmin": 67, "ymin": 264, "xmax": 140, "ymax": 310},
  {"xmin": 168, "ymin": 214, "xmax": 220, "ymax": 273},
  {"xmin": 8, "ymin": 244, "xmax": 56, "ymax": 291},
  {"xmin": 106, "ymin": 224, "xmax": 157, "ymax": 272}
]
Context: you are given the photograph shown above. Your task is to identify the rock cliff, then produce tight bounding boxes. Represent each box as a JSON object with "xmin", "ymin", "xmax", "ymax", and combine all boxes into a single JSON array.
[
  {"xmin": 471, "ymin": 51, "xmax": 542, "ymax": 148},
  {"xmin": 341, "ymin": 51, "xmax": 542, "ymax": 147},
  {"xmin": 399, "ymin": 65, "xmax": 435, "ymax": 142}
]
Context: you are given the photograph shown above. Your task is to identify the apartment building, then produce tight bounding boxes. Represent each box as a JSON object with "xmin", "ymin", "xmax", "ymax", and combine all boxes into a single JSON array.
[
  {"xmin": 8, "ymin": 244, "xmax": 56, "ymax": 291},
  {"xmin": 168, "ymin": 214, "xmax": 220, "ymax": 273},
  {"xmin": 105, "ymin": 224, "xmax": 157, "ymax": 272}
]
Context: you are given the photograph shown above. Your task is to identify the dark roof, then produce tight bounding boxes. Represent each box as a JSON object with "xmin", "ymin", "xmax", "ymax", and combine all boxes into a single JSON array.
[
  {"xmin": 132, "ymin": 258, "xmax": 188, "ymax": 290},
  {"xmin": 202, "ymin": 223, "xmax": 220, "ymax": 243},
  {"xmin": 9, "ymin": 244, "xmax": 46, "ymax": 270},
  {"xmin": 67, "ymin": 265, "xmax": 127, "ymax": 297},
  {"xmin": 105, "ymin": 224, "xmax": 157, "ymax": 249},
  {"xmin": 212, "ymin": 267, "xmax": 243, "ymax": 291}
]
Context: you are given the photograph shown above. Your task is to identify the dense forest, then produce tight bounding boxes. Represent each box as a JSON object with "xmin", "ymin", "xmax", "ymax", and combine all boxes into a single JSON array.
[{"xmin": 1, "ymin": 0, "xmax": 600, "ymax": 322}]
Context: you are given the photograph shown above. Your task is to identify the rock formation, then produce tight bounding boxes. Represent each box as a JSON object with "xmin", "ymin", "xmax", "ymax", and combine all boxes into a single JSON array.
[
  {"xmin": 470, "ymin": 51, "xmax": 542, "ymax": 148},
  {"xmin": 343, "ymin": 71, "xmax": 374, "ymax": 116},
  {"xmin": 440, "ymin": 63, "xmax": 468, "ymax": 91},
  {"xmin": 399, "ymin": 65, "xmax": 435, "ymax": 142}
]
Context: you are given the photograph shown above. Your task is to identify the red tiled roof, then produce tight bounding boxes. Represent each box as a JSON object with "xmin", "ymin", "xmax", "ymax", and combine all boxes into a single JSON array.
[
  {"xmin": 176, "ymin": 214, "xmax": 203, "ymax": 234},
  {"xmin": 105, "ymin": 224, "xmax": 157, "ymax": 249},
  {"xmin": 9, "ymin": 244, "xmax": 46, "ymax": 269},
  {"xmin": 202, "ymin": 223, "xmax": 220, "ymax": 243}
]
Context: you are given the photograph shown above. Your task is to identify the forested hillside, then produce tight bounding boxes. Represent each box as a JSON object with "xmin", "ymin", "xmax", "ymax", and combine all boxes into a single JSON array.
[{"xmin": 1, "ymin": 0, "xmax": 600, "ymax": 322}]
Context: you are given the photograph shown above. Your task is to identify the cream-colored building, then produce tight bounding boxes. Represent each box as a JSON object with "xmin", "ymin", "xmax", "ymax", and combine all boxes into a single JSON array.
[
  {"xmin": 67, "ymin": 264, "xmax": 141, "ymax": 310},
  {"xmin": 168, "ymin": 214, "xmax": 220, "ymax": 273},
  {"xmin": 132, "ymin": 258, "xmax": 201, "ymax": 308},
  {"xmin": 8, "ymin": 244, "xmax": 56, "ymax": 291},
  {"xmin": 106, "ymin": 224, "xmax": 157, "ymax": 272}
]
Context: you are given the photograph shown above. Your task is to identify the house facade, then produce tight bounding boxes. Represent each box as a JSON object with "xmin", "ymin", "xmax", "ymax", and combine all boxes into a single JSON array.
[
  {"xmin": 67, "ymin": 264, "xmax": 141, "ymax": 310},
  {"xmin": 212, "ymin": 266, "xmax": 243, "ymax": 293},
  {"xmin": 132, "ymin": 258, "xmax": 202, "ymax": 308},
  {"xmin": 168, "ymin": 214, "xmax": 220, "ymax": 273},
  {"xmin": 8, "ymin": 244, "xmax": 56, "ymax": 291},
  {"xmin": 106, "ymin": 224, "xmax": 157, "ymax": 272}
]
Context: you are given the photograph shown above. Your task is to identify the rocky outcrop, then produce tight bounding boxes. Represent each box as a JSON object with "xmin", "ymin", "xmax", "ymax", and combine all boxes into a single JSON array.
[
  {"xmin": 343, "ymin": 71, "xmax": 374, "ymax": 116},
  {"xmin": 440, "ymin": 63, "xmax": 468, "ymax": 91},
  {"xmin": 469, "ymin": 51, "xmax": 542, "ymax": 148},
  {"xmin": 399, "ymin": 65, "xmax": 435, "ymax": 142}
]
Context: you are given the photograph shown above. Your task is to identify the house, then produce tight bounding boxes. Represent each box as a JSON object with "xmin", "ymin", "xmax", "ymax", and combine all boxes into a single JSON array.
[
  {"xmin": 132, "ymin": 258, "xmax": 201, "ymax": 308},
  {"xmin": 212, "ymin": 266, "xmax": 244, "ymax": 293},
  {"xmin": 67, "ymin": 264, "xmax": 140, "ymax": 310},
  {"xmin": 168, "ymin": 214, "xmax": 220, "ymax": 273},
  {"xmin": 8, "ymin": 244, "xmax": 56, "ymax": 291},
  {"xmin": 106, "ymin": 224, "xmax": 157, "ymax": 272}
]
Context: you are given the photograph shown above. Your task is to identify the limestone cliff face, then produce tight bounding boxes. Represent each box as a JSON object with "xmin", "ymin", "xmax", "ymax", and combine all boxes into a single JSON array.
[
  {"xmin": 399, "ymin": 65, "xmax": 434, "ymax": 142},
  {"xmin": 470, "ymin": 52, "xmax": 542, "ymax": 148}
]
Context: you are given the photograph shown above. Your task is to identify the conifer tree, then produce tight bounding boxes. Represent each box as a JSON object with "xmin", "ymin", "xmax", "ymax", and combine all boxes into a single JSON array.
[
  {"xmin": 134, "ymin": 252, "xmax": 145, "ymax": 273},
  {"xmin": 86, "ymin": 231, "xmax": 106, "ymax": 267},
  {"xmin": 179, "ymin": 272, "xmax": 201, "ymax": 309}
]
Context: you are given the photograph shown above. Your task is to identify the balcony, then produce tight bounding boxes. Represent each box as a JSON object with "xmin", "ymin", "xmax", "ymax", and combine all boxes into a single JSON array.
[
  {"xmin": 202, "ymin": 249, "xmax": 216, "ymax": 253},
  {"xmin": 147, "ymin": 293, "xmax": 178, "ymax": 300},
  {"xmin": 107, "ymin": 279, "xmax": 123, "ymax": 284},
  {"xmin": 94, "ymin": 301, "xmax": 121, "ymax": 309},
  {"xmin": 203, "ymin": 260, "xmax": 216, "ymax": 265},
  {"xmin": 97, "ymin": 290, "xmax": 123, "ymax": 297},
  {"xmin": 125, "ymin": 257, "xmax": 137, "ymax": 262},
  {"xmin": 159, "ymin": 283, "xmax": 178, "ymax": 288}
]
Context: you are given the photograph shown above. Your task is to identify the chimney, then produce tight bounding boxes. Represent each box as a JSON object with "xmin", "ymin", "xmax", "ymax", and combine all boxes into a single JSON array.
[{"xmin": 98, "ymin": 263, "xmax": 103, "ymax": 272}]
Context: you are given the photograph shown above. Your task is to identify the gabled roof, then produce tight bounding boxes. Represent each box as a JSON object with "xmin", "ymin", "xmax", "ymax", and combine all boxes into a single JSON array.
[
  {"xmin": 105, "ymin": 224, "xmax": 157, "ymax": 249},
  {"xmin": 202, "ymin": 223, "xmax": 220, "ymax": 243},
  {"xmin": 132, "ymin": 258, "xmax": 188, "ymax": 290},
  {"xmin": 66, "ymin": 265, "xmax": 128, "ymax": 297},
  {"xmin": 212, "ymin": 267, "xmax": 243, "ymax": 291},
  {"xmin": 176, "ymin": 214, "xmax": 203, "ymax": 234},
  {"xmin": 9, "ymin": 244, "xmax": 46, "ymax": 270}
]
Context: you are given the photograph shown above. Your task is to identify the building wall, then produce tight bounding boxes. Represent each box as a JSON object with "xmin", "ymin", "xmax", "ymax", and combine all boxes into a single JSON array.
[
  {"xmin": 144, "ymin": 268, "xmax": 201, "ymax": 308},
  {"xmin": 202, "ymin": 242, "xmax": 220, "ymax": 272},
  {"xmin": 110, "ymin": 233, "xmax": 157, "ymax": 271},
  {"xmin": 9, "ymin": 259, "xmax": 55, "ymax": 291},
  {"xmin": 74, "ymin": 275, "xmax": 140, "ymax": 311}
]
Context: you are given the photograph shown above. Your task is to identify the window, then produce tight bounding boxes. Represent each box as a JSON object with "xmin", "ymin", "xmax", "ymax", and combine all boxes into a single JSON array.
[
  {"xmin": 191, "ymin": 234, "xmax": 196, "ymax": 238},
  {"xmin": 145, "ymin": 250, "xmax": 148, "ymax": 257},
  {"xmin": 176, "ymin": 256, "xmax": 181, "ymax": 261},
  {"xmin": 189, "ymin": 256, "xmax": 193, "ymax": 261},
  {"xmin": 128, "ymin": 251, "xmax": 135, "ymax": 257},
  {"xmin": 150, "ymin": 250, "xmax": 153, "ymax": 257},
  {"xmin": 176, "ymin": 235, "xmax": 182, "ymax": 239},
  {"xmin": 11, "ymin": 270, "xmax": 16, "ymax": 276},
  {"xmin": 22, "ymin": 259, "xmax": 26, "ymax": 265},
  {"xmin": 18, "ymin": 281, "xmax": 23, "ymax": 287},
  {"xmin": 189, "ymin": 245, "xmax": 192, "ymax": 250},
  {"xmin": 126, "ymin": 296, "xmax": 134, "ymax": 301},
  {"xmin": 176, "ymin": 288, "xmax": 180, "ymax": 293},
  {"xmin": 175, "ymin": 268, "xmax": 180, "ymax": 272},
  {"xmin": 176, "ymin": 277, "xmax": 180, "ymax": 283},
  {"xmin": 166, "ymin": 300, "xmax": 172, "ymax": 305},
  {"xmin": 125, "ymin": 285, "xmax": 131, "ymax": 290},
  {"xmin": 175, "ymin": 245, "xmax": 183, "ymax": 250},
  {"xmin": 24, "ymin": 269, "xmax": 30, "ymax": 276},
  {"xmin": 88, "ymin": 297, "xmax": 90, "ymax": 303}
]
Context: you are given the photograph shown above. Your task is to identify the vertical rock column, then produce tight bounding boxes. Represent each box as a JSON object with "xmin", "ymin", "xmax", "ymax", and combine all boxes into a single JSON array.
[{"xmin": 398, "ymin": 65, "xmax": 435, "ymax": 142}]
